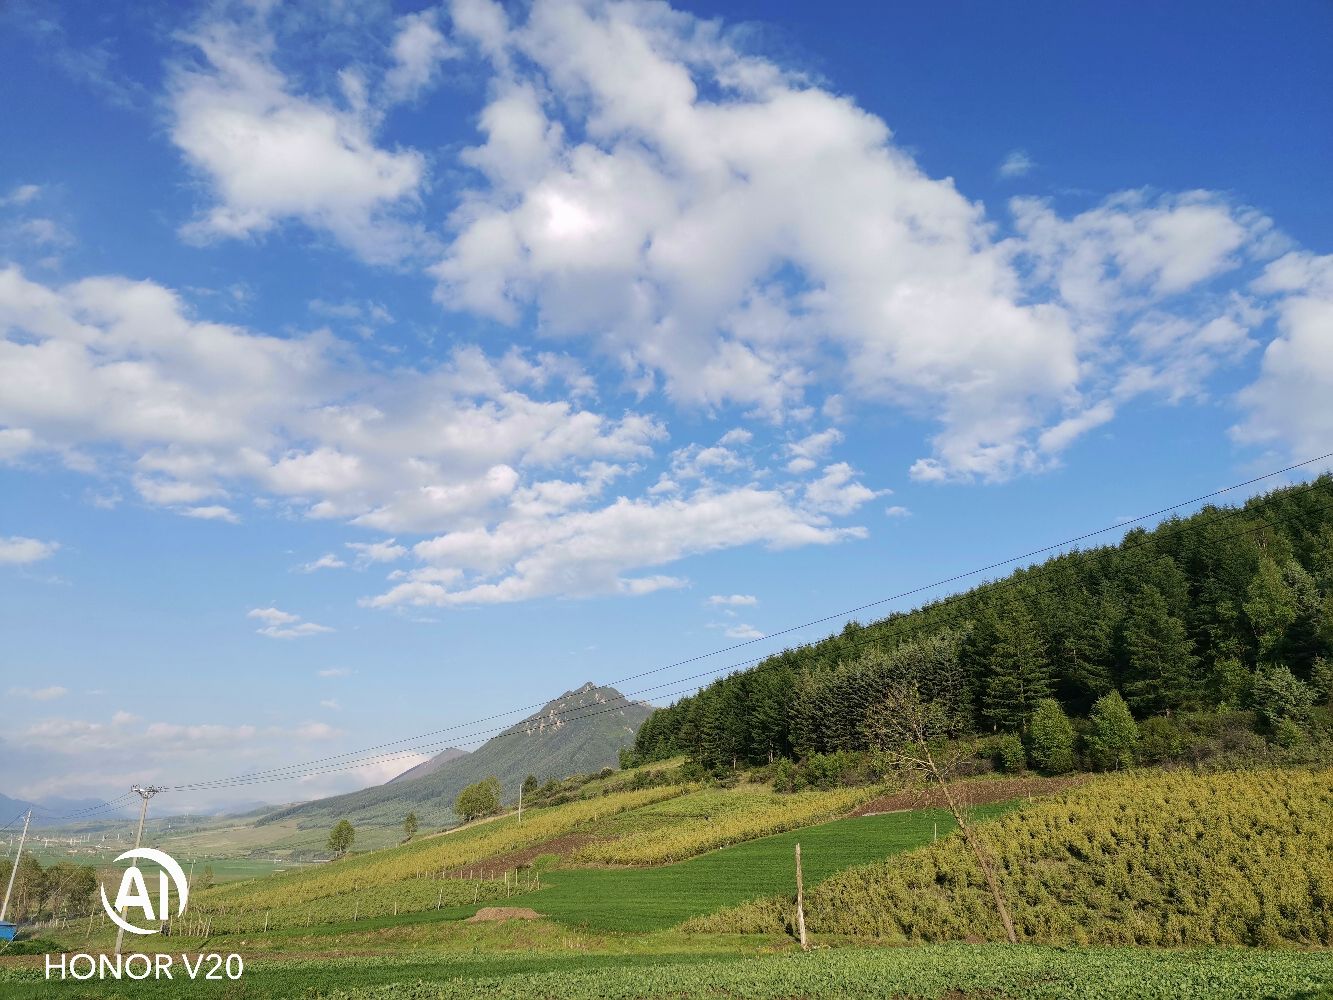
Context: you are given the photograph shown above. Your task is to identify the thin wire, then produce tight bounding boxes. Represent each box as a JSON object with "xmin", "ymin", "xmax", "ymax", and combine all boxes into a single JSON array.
[
  {"xmin": 169, "ymin": 473, "xmax": 1333, "ymax": 793},
  {"xmin": 161, "ymin": 458, "xmax": 1333, "ymax": 792},
  {"xmin": 174, "ymin": 480, "xmax": 1333, "ymax": 795}
]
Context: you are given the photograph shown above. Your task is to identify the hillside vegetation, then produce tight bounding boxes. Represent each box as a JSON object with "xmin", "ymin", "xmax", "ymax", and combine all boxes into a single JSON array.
[
  {"xmin": 691, "ymin": 768, "xmax": 1333, "ymax": 947},
  {"xmin": 634, "ymin": 477, "xmax": 1333, "ymax": 771}
]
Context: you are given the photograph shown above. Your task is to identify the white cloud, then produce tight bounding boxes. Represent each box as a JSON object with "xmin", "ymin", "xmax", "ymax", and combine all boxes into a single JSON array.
[
  {"xmin": 724, "ymin": 623, "xmax": 764, "ymax": 640},
  {"xmin": 182, "ymin": 504, "xmax": 240, "ymax": 523},
  {"xmin": 169, "ymin": 18, "xmax": 426, "ymax": 262},
  {"xmin": 432, "ymin": 1, "xmax": 1288, "ymax": 482},
  {"xmin": 0, "ymin": 536, "xmax": 59, "ymax": 565},
  {"xmin": 8, "ymin": 685, "xmax": 68, "ymax": 701},
  {"xmin": 998, "ymin": 150, "xmax": 1034, "ymax": 179},
  {"xmin": 803, "ymin": 462, "xmax": 883, "ymax": 516},
  {"xmin": 786, "ymin": 428, "xmax": 843, "ymax": 474},
  {"xmin": 346, "ymin": 538, "xmax": 408, "ymax": 565},
  {"xmin": 884, "ymin": 505, "xmax": 911, "ymax": 518},
  {"xmin": 299, "ymin": 552, "xmax": 347, "ymax": 572},
  {"xmin": 1234, "ymin": 252, "xmax": 1333, "ymax": 460},
  {"xmin": 366, "ymin": 482, "xmax": 871, "ymax": 608},
  {"xmin": 707, "ymin": 593, "xmax": 757, "ymax": 606},
  {"xmin": 319, "ymin": 698, "xmax": 341, "ymax": 710},
  {"xmin": 247, "ymin": 606, "xmax": 333, "ymax": 639},
  {"xmin": 384, "ymin": 8, "xmax": 456, "ymax": 103},
  {"xmin": 2, "ymin": 184, "xmax": 42, "ymax": 207},
  {"xmin": 317, "ymin": 667, "xmax": 353, "ymax": 678}
]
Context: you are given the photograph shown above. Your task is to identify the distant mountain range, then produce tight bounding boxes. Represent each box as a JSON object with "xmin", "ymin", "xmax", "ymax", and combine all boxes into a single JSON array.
[
  {"xmin": 258, "ymin": 683, "xmax": 651, "ymax": 830},
  {"xmin": 0, "ymin": 792, "xmax": 135, "ymax": 828}
]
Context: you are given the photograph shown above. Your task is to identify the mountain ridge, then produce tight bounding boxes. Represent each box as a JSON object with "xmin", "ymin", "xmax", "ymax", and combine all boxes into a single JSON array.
[{"xmin": 257, "ymin": 682, "xmax": 651, "ymax": 830}]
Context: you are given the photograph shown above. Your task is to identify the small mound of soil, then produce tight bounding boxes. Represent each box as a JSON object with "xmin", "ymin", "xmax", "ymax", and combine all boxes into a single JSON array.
[{"xmin": 466, "ymin": 907, "xmax": 543, "ymax": 923}]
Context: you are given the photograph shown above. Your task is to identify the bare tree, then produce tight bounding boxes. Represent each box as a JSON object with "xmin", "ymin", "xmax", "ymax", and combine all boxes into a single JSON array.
[{"xmin": 864, "ymin": 680, "xmax": 1018, "ymax": 944}]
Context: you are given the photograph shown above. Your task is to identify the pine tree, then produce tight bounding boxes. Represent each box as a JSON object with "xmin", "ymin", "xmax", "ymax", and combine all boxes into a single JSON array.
[
  {"xmin": 1122, "ymin": 585, "xmax": 1197, "ymax": 715},
  {"xmin": 1245, "ymin": 556, "xmax": 1299, "ymax": 663},
  {"xmin": 980, "ymin": 597, "xmax": 1053, "ymax": 731}
]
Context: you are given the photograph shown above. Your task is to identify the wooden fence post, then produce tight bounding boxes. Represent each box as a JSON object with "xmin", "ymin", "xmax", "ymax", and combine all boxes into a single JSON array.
[{"xmin": 794, "ymin": 842, "xmax": 809, "ymax": 951}]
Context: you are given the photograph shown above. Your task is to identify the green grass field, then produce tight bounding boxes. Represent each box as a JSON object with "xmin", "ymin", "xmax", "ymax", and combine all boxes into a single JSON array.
[{"xmin": 535, "ymin": 805, "xmax": 1008, "ymax": 931}]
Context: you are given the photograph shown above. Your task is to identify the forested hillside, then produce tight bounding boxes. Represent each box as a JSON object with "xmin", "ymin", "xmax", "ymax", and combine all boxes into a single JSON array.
[{"xmin": 634, "ymin": 476, "xmax": 1333, "ymax": 768}]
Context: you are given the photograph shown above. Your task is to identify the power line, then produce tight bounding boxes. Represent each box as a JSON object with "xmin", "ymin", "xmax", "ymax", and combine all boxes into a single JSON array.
[
  {"xmin": 171, "ymin": 478, "xmax": 1333, "ymax": 794},
  {"xmin": 168, "ymin": 469, "xmax": 1333, "ymax": 793},
  {"xmin": 169, "ymin": 493, "xmax": 1333, "ymax": 800},
  {"xmin": 158, "ymin": 456, "xmax": 1333, "ymax": 793}
]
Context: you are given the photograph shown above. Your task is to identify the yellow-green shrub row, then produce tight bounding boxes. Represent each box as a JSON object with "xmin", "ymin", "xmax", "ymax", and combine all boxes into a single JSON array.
[
  {"xmin": 574, "ymin": 786, "xmax": 875, "ymax": 866},
  {"xmin": 689, "ymin": 768, "xmax": 1333, "ymax": 947},
  {"xmin": 199, "ymin": 785, "xmax": 685, "ymax": 911},
  {"xmin": 182, "ymin": 876, "xmax": 526, "ymax": 935}
]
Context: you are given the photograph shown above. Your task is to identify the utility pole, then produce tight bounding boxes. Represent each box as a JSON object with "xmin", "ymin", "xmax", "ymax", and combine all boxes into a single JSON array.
[
  {"xmin": 1, "ymin": 810, "xmax": 32, "ymax": 923},
  {"xmin": 115, "ymin": 785, "xmax": 165, "ymax": 956}
]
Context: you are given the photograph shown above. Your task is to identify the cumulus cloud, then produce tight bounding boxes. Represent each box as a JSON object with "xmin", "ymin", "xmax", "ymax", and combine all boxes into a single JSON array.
[
  {"xmin": 247, "ymin": 606, "xmax": 333, "ymax": 639},
  {"xmin": 384, "ymin": 7, "xmax": 456, "ymax": 103},
  {"xmin": 0, "ymin": 536, "xmax": 59, "ymax": 565},
  {"xmin": 299, "ymin": 552, "xmax": 347, "ymax": 572},
  {"xmin": 346, "ymin": 538, "xmax": 408, "ymax": 565},
  {"xmin": 724, "ymin": 623, "xmax": 764, "ymax": 640},
  {"xmin": 169, "ymin": 18, "xmax": 426, "ymax": 262},
  {"xmin": 8, "ymin": 685, "xmax": 68, "ymax": 701},
  {"xmin": 365, "ymin": 481, "xmax": 872, "ymax": 608},
  {"xmin": 432, "ymin": 0, "xmax": 1289, "ymax": 482},
  {"xmin": 182, "ymin": 504, "xmax": 240, "ymax": 523},
  {"xmin": 1233, "ymin": 252, "xmax": 1333, "ymax": 461}
]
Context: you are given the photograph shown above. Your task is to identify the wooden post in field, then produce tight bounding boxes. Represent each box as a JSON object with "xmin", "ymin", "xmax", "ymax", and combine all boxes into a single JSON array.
[
  {"xmin": 353, "ymin": 900, "xmax": 359, "ymax": 922},
  {"xmin": 437, "ymin": 886, "xmax": 443, "ymax": 910},
  {"xmin": 263, "ymin": 911, "xmax": 269, "ymax": 932},
  {"xmin": 794, "ymin": 843, "xmax": 809, "ymax": 951}
]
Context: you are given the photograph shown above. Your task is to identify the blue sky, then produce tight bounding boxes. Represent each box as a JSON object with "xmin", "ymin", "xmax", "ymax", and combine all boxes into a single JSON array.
[{"xmin": 1, "ymin": 0, "xmax": 1330, "ymax": 812}]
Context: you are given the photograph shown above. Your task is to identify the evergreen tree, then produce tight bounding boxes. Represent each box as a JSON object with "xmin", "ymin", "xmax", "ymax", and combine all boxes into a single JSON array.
[
  {"xmin": 402, "ymin": 811, "xmax": 419, "ymax": 840},
  {"xmin": 1245, "ymin": 557, "xmax": 1299, "ymax": 663},
  {"xmin": 1122, "ymin": 585, "xmax": 1197, "ymax": 715},
  {"xmin": 1251, "ymin": 665, "xmax": 1316, "ymax": 734},
  {"xmin": 980, "ymin": 597, "xmax": 1053, "ymax": 731}
]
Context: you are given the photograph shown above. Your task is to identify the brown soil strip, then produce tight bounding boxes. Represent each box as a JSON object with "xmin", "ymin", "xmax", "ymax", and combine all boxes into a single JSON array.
[
  {"xmin": 443, "ymin": 830, "xmax": 599, "ymax": 875},
  {"xmin": 851, "ymin": 775, "xmax": 1085, "ymax": 816},
  {"xmin": 466, "ymin": 907, "xmax": 543, "ymax": 923}
]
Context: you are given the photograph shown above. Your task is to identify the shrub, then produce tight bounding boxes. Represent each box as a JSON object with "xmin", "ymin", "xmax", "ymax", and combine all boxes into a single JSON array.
[
  {"xmin": 771, "ymin": 758, "xmax": 803, "ymax": 793},
  {"xmin": 992, "ymin": 734, "xmax": 1026, "ymax": 773},
  {"xmin": 1028, "ymin": 699, "xmax": 1075, "ymax": 774},
  {"xmin": 695, "ymin": 768, "xmax": 1333, "ymax": 948},
  {"xmin": 1253, "ymin": 665, "xmax": 1316, "ymax": 734},
  {"xmin": 1084, "ymin": 691, "xmax": 1138, "ymax": 770},
  {"xmin": 1273, "ymin": 717, "xmax": 1307, "ymax": 749}
]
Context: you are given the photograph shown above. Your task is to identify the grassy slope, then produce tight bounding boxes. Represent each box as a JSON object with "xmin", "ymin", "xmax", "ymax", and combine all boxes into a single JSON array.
[{"xmin": 536, "ymin": 805, "xmax": 1010, "ymax": 932}]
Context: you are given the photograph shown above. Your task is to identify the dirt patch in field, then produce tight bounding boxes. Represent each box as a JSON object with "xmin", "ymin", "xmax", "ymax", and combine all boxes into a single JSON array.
[
  {"xmin": 466, "ymin": 907, "xmax": 543, "ymax": 923},
  {"xmin": 445, "ymin": 830, "xmax": 599, "ymax": 875},
  {"xmin": 852, "ymin": 775, "xmax": 1085, "ymax": 816}
]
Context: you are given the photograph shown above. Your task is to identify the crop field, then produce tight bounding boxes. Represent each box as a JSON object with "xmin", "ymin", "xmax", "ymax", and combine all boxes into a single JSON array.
[
  {"xmin": 696, "ymin": 768, "xmax": 1333, "ymax": 947},
  {"xmin": 4, "ymin": 940, "xmax": 1331, "ymax": 999},
  {"xmin": 571, "ymin": 785, "xmax": 876, "ymax": 866},
  {"xmin": 535, "ymin": 804, "xmax": 1011, "ymax": 931},
  {"xmin": 196, "ymin": 786, "xmax": 686, "ymax": 913}
]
